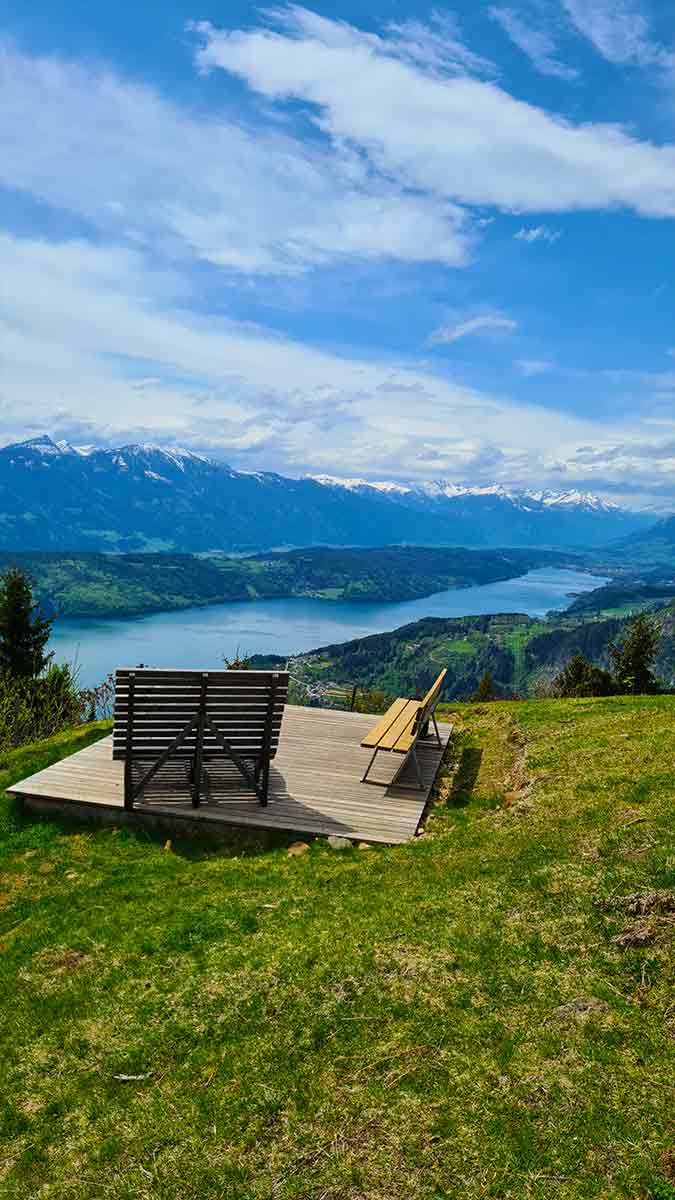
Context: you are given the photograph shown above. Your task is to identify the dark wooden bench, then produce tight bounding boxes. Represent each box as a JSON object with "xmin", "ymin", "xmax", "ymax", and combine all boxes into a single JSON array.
[
  {"xmin": 360, "ymin": 669, "xmax": 447, "ymax": 790},
  {"xmin": 113, "ymin": 668, "xmax": 289, "ymax": 811}
]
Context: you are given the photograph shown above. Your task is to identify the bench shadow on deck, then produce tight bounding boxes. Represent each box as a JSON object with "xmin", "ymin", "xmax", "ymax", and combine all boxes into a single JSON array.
[{"xmin": 9, "ymin": 707, "xmax": 453, "ymax": 846}]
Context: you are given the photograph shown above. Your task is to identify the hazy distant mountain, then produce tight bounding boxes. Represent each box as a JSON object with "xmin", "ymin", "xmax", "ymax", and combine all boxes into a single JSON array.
[
  {"xmin": 0, "ymin": 436, "xmax": 654, "ymax": 553},
  {"xmin": 612, "ymin": 513, "xmax": 675, "ymax": 565}
]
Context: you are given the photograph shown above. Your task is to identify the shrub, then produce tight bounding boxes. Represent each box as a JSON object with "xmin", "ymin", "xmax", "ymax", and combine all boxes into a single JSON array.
[
  {"xmin": 78, "ymin": 672, "xmax": 116, "ymax": 721},
  {"xmin": 609, "ymin": 612, "xmax": 660, "ymax": 695},
  {"xmin": 471, "ymin": 671, "xmax": 495, "ymax": 702},
  {"xmin": 0, "ymin": 663, "xmax": 84, "ymax": 753},
  {"xmin": 552, "ymin": 653, "xmax": 616, "ymax": 698},
  {"xmin": 352, "ymin": 689, "xmax": 394, "ymax": 715},
  {"xmin": 0, "ymin": 567, "xmax": 53, "ymax": 679}
]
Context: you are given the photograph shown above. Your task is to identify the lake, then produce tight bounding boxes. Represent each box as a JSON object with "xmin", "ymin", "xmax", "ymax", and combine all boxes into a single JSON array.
[{"xmin": 49, "ymin": 567, "xmax": 608, "ymax": 688}]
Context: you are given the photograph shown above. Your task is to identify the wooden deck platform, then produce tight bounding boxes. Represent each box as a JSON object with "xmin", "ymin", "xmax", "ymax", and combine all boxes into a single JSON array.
[{"xmin": 9, "ymin": 706, "xmax": 452, "ymax": 845}]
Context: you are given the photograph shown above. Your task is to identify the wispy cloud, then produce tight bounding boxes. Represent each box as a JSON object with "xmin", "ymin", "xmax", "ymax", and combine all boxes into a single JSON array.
[
  {"xmin": 515, "ymin": 225, "xmax": 562, "ymax": 244},
  {"xmin": 429, "ymin": 314, "xmax": 518, "ymax": 344},
  {"xmin": 1, "ymin": 231, "xmax": 610, "ymax": 486},
  {"xmin": 0, "ymin": 41, "xmax": 472, "ymax": 275},
  {"xmin": 561, "ymin": 0, "xmax": 675, "ymax": 70},
  {"xmin": 193, "ymin": 10, "xmax": 675, "ymax": 218},
  {"xmin": 384, "ymin": 11, "xmax": 499, "ymax": 77},
  {"xmin": 2, "ymin": 12, "xmax": 675, "ymax": 504},
  {"xmin": 489, "ymin": 7, "xmax": 579, "ymax": 79},
  {"xmin": 514, "ymin": 358, "xmax": 556, "ymax": 376}
]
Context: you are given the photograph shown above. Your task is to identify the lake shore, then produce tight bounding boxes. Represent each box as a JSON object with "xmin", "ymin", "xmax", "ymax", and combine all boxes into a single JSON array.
[{"xmin": 49, "ymin": 568, "xmax": 609, "ymax": 688}]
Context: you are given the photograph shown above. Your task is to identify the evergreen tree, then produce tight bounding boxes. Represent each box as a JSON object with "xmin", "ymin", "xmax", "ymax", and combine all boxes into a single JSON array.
[
  {"xmin": 609, "ymin": 613, "xmax": 660, "ymax": 695},
  {"xmin": 0, "ymin": 568, "xmax": 53, "ymax": 679},
  {"xmin": 553, "ymin": 652, "xmax": 615, "ymax": 698},
  {"xmin": 471, "ymin": 671, "xmax": 494, "ymax": 702}
]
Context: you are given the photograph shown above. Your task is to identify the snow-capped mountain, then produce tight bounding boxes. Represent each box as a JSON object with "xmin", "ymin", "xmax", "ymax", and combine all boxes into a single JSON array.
[
  {"xmin": 312, "ymin": 474, "xmax": 620, "ymax": 514},
  {"xmin": 0, "ymin": 436, "xmax": 655, "ymax": 553}
]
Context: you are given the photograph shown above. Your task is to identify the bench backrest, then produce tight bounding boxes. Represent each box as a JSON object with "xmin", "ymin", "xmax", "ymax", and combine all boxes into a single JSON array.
[
  {"xmin": 414, "ymin": 669, "xmax": 447, "ymax": 732},
  {"xmin": 113, "ymin": 669, "xmax": 289, "ymax": 762}
]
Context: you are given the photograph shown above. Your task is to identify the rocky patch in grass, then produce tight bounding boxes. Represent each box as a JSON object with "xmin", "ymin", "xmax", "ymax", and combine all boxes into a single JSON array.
[
  {"xmin": 596, "ymin": 889, "xmax": 675, "ymax": 916},
  {"xmin": 596, "ymin": 890, "xmax": 675, "ymax": 951},
  {"xmin": 548, "ymin": 996, "xmax": 610, "ymax": 1023}
]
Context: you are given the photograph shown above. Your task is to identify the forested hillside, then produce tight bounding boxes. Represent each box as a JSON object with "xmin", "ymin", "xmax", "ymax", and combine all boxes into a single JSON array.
[
  {"xmin": 252, "ymin": 602, "xmax": 675, "ymax": 701},
  {"xmin": 0, "ymin": 547, "xmax": 568, "ymax": 618}
]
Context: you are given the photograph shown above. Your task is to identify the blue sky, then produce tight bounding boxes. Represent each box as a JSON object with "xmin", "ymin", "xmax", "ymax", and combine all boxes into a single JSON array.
[{"xmin": 1, "ymin": 1, "xmax": 674, "ymax": 506}]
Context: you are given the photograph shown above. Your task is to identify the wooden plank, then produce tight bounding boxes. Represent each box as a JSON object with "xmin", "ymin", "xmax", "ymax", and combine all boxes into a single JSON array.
[
  {"xmin": 360, "ymin": 698, "xmax": 418, "ymax": 749},
  {"xmin": 363, "ymin": 700, "xmax": 421, "ymax": 752},
  {"xmin": 113, "ymin": 667, "xmax": 289, "ymax": 778},
  {"xmin": 113, "ymin": 690, "xmax": 290, "ymax": 703},
  {"xmin": 419, "ymin": 668, "xmax": 447, "ymax": 712},
  {"xmin": 115, "ymin": 669, "xmax": 287, "ymax": 683}
]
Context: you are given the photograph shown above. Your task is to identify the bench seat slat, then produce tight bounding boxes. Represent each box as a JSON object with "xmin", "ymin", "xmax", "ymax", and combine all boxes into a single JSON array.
[
  {"xmin": 360, "ymin": 698, "xmax": 412, "ymax": 748},
  {"xmin": 361, "ymin": 698, "xmax": 421, "ymax": 752},
  {"xmin": 359, "ymin": 669, "xmax": 448, "ymax": 782}
]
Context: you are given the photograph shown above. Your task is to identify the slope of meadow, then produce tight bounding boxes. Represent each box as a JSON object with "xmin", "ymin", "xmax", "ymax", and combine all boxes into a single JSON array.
[{"xmin": 1, "ymin": 697, "xmax": 674, "ymax": 1199}]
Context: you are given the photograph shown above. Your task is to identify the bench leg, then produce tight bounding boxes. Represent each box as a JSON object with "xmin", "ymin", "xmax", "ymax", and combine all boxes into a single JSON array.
[
  {"xmin": 361, "ymin": 746, "xmax": 381, "ymax": 784},
  {"xmin": 391, "ymin": 747, "xmax": 426, "ymax": 792}
]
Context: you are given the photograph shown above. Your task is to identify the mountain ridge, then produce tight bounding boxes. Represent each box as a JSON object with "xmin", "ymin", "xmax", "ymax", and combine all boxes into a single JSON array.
[
  {"xmin": 0, "ymin": 435, "xmax": 656, "ymax": 553},
  {"xmin": 311, "ymin": 473, "xmax": 621, "ymax": 513}
]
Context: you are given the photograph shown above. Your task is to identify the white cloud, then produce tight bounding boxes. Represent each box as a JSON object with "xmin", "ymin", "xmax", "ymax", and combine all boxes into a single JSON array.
[
  {"xmin": 193, "ymin": 9, "xmax": 675, "ymax": 218},
  {"xmin": 2, "ymin": 18, "xmax": 675, "ymax": 505},
  {"xmin": 515, "ymin": 358, "xmax": 555, "ymax": 375},
  {"xmin": 1, "ymin": 230, "xmax": 619, "ymax": 485},
  {"xmin": 3, "ymin": 231, "xmax": 675, "ymax": 502},
  {"xmin": 515, "ymin": 225, "xmax": 562, "ymax": 243},
  {"xmin": 561, "ymin": 0, "xmax": 675, "ymax": 70},
  {"xmin": 430, "ymin": 314, "xmax": 518, "ymax": 344},
  {"xmin": 489, "ymin": 7, "xmax": 579, "ymax": 80},
  {"xmin": 250, "ymin": 7, "xmax": 499, "ymax": 77},
  {"xmin": 0, "ymin": 41, "xmax": 472, "ymax": 274},
  {"xmin": 383, "ymin": 11, "xmax": 499, "ymax": 77}
]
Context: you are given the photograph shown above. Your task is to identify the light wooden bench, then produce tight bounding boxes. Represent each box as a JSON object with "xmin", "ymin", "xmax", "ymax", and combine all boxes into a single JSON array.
[
  {"xmin": 360, "ymin": 669, "xmax": 447, "ymax": 790},
  {"xmin": 113, "ymin": 668, "xmax": 289, "ymax": 811}
]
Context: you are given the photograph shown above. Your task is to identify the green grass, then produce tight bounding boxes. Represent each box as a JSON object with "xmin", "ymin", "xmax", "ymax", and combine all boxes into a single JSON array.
[
  {"xmin": 0, "ymin": 721, "xmax": 113, "ymax": 797},
  {"xmin": 1, "ymin": 698, "xmax": 675, "ymax": 1198},
  {"xmin": 439, "ymin": 637, "xmax": 477, "ymax": 656}
]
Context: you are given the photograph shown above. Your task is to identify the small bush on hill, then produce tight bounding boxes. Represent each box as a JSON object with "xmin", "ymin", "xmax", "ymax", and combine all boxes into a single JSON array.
[
  {"xmin": 78, "ymin": 672, "xmax": 116, "ymax": 722},
  {"xmin": 552, "ymin": 653, "xmax": 616, "ymax": 698},
  {"xmin": 0, "ymin": 568, "xmax": 88, "ymax": 751},
  {"xmin": 609, "ymin": 612, "xmax": 661, "ymax": 694},
  {"xmin": 471, "ymin": 671, "xmax": 495, "ymax": 702},
  {"xmin": 0, "ymin": 663, "xmax": 83, "ymax": 753},
  {"xmin": 0, "ymin": 567, "xmax": 53, "ymax": 678},
  {"xmin": 352, "ymin": 688, "xmax": 394, "ymax": 715}
]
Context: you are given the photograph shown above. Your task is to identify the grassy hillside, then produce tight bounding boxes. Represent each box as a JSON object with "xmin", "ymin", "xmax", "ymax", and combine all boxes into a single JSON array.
[
  {"xmin": 564, "ymin": 578, "xmax": 675, "ymax": 619},
  {"xmin": 1, "ymin": 697, "xmax": 675, "ymax": 1197},
  {"xmin": 255, "ymin": 603, "xmax": 675, "ymax": 701},
  {"xmin": 0, "ymin": 547, "xmax": 565, "ymax": 619}
]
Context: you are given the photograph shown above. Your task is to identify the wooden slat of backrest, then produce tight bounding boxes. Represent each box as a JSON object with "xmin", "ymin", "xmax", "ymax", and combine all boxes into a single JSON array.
[
  {"xmin": 115, "ymin": 668, "xmax": 284, "ymax": 685},
  {"xmin": 113, "ymin": 669, "xmax": 289, "ymax": 760},
  {"xmin": 419, "ymin": 669, "xmax": 447, "ymax": 713},
  {"xmin": 415, "ymin": 672, "xmax": 446, "ymax": 715},
  {"xmin": 400, "ymin": 670, "xmax": 447, "ymax": 749}
]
